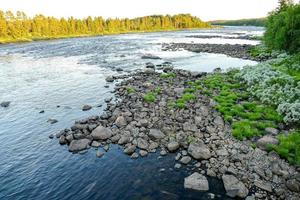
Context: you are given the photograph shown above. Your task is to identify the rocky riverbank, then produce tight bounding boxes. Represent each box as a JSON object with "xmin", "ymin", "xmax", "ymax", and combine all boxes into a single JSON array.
[
  {"xmin": 162, "ymin": 43, "xmax": 270, "ymax": 62},
  {"xmin": 55, "ymin": 67, "xmax": 299, "ymax": 200}
]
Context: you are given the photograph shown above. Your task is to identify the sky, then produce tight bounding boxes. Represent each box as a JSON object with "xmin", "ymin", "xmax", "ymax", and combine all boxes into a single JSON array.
[{"xmin": 0, "ymin": 0, "xmax": 281, "ymax": 21}]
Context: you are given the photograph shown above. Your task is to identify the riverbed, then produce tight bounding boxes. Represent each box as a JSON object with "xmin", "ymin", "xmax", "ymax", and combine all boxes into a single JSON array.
[{"xmin": 0, "ymin": 26, "xmax": 263, "ymax": 200}]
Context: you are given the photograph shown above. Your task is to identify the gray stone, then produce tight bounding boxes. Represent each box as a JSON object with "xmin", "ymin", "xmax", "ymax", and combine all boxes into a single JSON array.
[
  {"xmin": 174, "ymin": 163, "xmax": 182, "ymax": 169},
  {"xmin": 69, "ymin": 139, "xmax": 91, "ymax": 152},
  {"xmin": 131, "ymin": 152, "xmax": 139, "ymax": 159},
  {"xmin": 118, "ymin": 136, "xmax": 130, "ymax": 145},
  {"xmin": 167, "ymin": 141, "xmax": 180, "ymax": 152},
  {"xmin": 91, "ymin": 126, "xmax": 113, "ymax": 140},
  {"xmin": 47, "ymin": 118, "xmax": 58, "ymax": 124},
  {"xmin": 160, "ymin": 150, "xmax": 167, "ymax": 156},
  {"xmin": 286, "ymin": 179, "xmax": 300, "ymax": 192},
  {"xmin": 254, "ymin": 180, "xmax": 272, "ymax": 192},
  {"xmin": 59, "ymin": 135, "xmax": 67, "ymax": 145},
  {"xmin": 149, "ymin": 129, "xmax": 165, "ymax": 140},
  {"xmin": 265, "ymin": 127, "xmax": 279, "ymax": 135},
  {"xmin": 222, "ymin": 175, "xmax": 248, "ymax": 198},
  {"xmin": 180, "ymin": 156, "xmax": 192, "ymax": 164},
  {"xmin": 139, "ymin": 150, "xmax": 148, "ymax": 157},
  {"xmin": 91, "ymin": 141, "xmax": 101, "ymax": 147},
  {"xmin": 115, "ymin": 116, "xmax": 127, "ymax": 127},
  {"xmin": 184, "ymin": 172, "xmax": 209, "ymax": 191},
  {"xmin": 124, "ymin": 145, "xmax": 136, "ymax": 155},
  {"xmin": 137, "ymin": 138, "xmax": 149, "ymax": 150},
  {"xmin": 257, "ymin": 135, "xmax": 279, "ymax": 150},
  {"xmin": 82, "ymin": 105, "xmax": 92, "ymax": 111},
  {"xmin": 141, "ymin": 54, "xmax": 161, "ymax": 59},
  {"xmin": 96, "ymin": 151, "xmax": 104, "ymax": 158},
  {"xmin": 0, "ymin": 101, "xmax": 10, "ymax": 107},
  {"xmin": 106, "ymin": 76, "xmax": 114, "ymax": 82},
  {"xmin": 188, "ymin": 143, "xmax": 211, "ymax": 160}
]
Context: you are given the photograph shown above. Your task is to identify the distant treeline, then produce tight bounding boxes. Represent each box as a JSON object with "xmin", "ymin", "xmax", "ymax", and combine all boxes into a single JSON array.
[
  {"xmin": 210, "ymin": 18, "xmax": 267, "ymax": 27},
  {"xmin": 0, "ymin": 11, "xmax": 211, "ymax": 43}
]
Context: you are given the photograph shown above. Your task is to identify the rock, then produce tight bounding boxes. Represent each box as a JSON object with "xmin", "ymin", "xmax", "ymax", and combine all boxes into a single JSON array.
[
  {"xmin": 91, "ymin": 126, "xmax": 113, "ymax": 140},
  {"xmin": 184, "ymin": 172, "xmax": 209, "ymax": 191},
  {"xmin": 124, "ymin": 145, "xmax": 136, "ymax": 155},
  {"xmin": 254, "ymin": 180, "xmax": 272, "ymax": 192},
  {"xmin": 257, "ymin": 135, "xmax": 279, "ymax": 150},
  {"xmin": 160, "ymin": 150, "xmax": 167, "ymax": 156},
  {"xmin": 137, "ymin": 138, "xmax": 149, "ymax": 150},
  {"xmin": 213, "ymin": 116, "xmax": 224, "ymax": 127},
  {"xmin": 222, "ymin": 175, "xmax": 248, "ymax": 198},
  {"xmin": 47, "ymin": 118, "xmax": 58, "ymax": 124},
  {"xmin": 183, "ymin": 122, "xmax": 197, "ymax": 132},
  {"xmin": 105, "ymin": 97, "xmax": 113, "ymax": 103},
  {"xmin": 59, "ymin": 135, "xmax": 67, "ymax": 144},
  {"xmin": 141, "ymin": 54, "xmax": 161, "ymax": 59},
  {"xmin": 91, "ymin": 141, "xmax": 101, "ymax": 148},
  {"xmin": 111, "ymin": 135, "xmax": 121, "ymax": 143},
  {"xmin": 180, "ymin": 156, "xmax": 192, "ymax": 164},
  {"xmin": 174, "ymin": 163, "xmax": 182, "ymax": 169},
  {"xmin": 145, "ymin": 62, "xmax": 155, "ymax": 68},
  {"xmin": 286, "ymin": 179, "xmax": 300, "ymax": 192},
  {"xmin": 82, "ymin": 105, "xmax": 92, "ymax": 111},
  {"xmin": 49, "ymin": 134, "xmax": 54, "ymax": 139},
  {"xmin": 118, "ymin": 136, "xmax": 130, "ymax": 145},
  {"xmin": 188, "ymin": 143, "xmax": 211, "ymax": 160},
  {"xmin": 39, "ymin": 110, "xmax": 45, "ymax": 113},
  {"xmin": 96, "ymin": 151, "xmax": 104, "ymax": 158},
  {"xmin": 103, "ymin": 145, "xmax": 109, "ymax": 151},
  {"xmin": 0, "ymin": 101, "xmax": 10, "ymax": 107},
  {"xmin": 265, "ymin": 127, "xmax": 279, "ymax": 135},
  {"xmin": 116, "ymin": 67, "xmax": 123, "ymax": 72},
  {"xmin": 106, "ymin": 76, "xmax": 114, "ymax": 82},
  {"xmin": 68, "ymin": 139, "xmax": 91, "ymax": 152},
  {"xmin": 131, "ymin": 152, "xmax": 139, "ymax": 159},
  {"xmin": 167, "ymin": 141, "xmax": 180, "ymax": 152},
  {"xmin": 139, "ymin": 150, "xmax": 148, "ymax": 157},
  {"xmin": 115, "ymin": 116, "xmax": 127, "ymax": 127},
  {"xmin": 149, "ymin": 129, "xmax": 165, "ymax": 140}
]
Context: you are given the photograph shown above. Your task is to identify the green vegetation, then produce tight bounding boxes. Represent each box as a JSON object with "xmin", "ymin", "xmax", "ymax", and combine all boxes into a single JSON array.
[
  {"xmin": 126, "ymin": 87, "xmax": 135, "ymax": 94},
  {"xmin": 210, "ymin": 18, "xmax": 266, "ymax": 27},
  {"xmin": 269, "ymin": 131, "xmax": 300, "ymax": 166},
  {"xmin": 160, "ymin": 73, "xmax": 177, "ymax": 78},
  {"xmin": 202, "ymin": 71, "xmax": 283, "ymax": 140},
  {"xmin": 143, "ymin": 92, "xmax": 156, "ymax": 103},
  {"xmin": 264, "ymin": 1, "xmax": 300, "ymax": 53},
  {"xmin": 0, "ymin": 10, "xmax": 211, "ymax": 44}
]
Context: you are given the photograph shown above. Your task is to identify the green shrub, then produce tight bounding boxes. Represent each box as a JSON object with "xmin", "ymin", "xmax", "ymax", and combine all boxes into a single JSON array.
[
  {"xmin": 143, "ymin": 92, "xmax": 156, "ymax": 102},
  {"xmin": 160, "ymin": 73, "xmax": 176, "ymax": 78},
  {"xmin": 126, "ymin": 87, "xmax": 135, "ymax": 94}
]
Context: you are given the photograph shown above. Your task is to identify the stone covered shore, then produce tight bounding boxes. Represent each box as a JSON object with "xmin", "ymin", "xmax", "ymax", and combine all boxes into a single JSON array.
[{"xmin": 55, "ymin": 66, "xmax": 300, "ymax": 200}]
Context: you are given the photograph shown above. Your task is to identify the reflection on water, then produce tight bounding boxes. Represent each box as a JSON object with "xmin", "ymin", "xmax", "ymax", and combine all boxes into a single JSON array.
[{"xmin": 0, "ymin": 26, "xmax": 262, "ymax": 200}]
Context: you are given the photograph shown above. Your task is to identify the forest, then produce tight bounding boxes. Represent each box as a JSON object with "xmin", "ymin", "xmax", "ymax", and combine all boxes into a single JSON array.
[
  {"xmin": 210, "ymin": 18, "xmax": 267, "ymax": 27},
  {"xmin": 0, "ymin": 11, "xmax": 211, "ymax": 43}
]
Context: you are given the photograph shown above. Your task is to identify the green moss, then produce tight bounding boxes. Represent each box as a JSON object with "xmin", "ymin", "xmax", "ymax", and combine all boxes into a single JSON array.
[
  {"xmin": 184, "ymin": 88, "xmax": 196, "ymax": 94},
  {"xmin": 182, "ymin": 93, "xmax": 196, "ymax": 102},
  {"xmin": 232, "ymin": 120, "xmax": 262, "ymax": 140},
  {"xmin": 143, "ymin": 92, "xmax": 156, "ymax": 103},
  {"xmin": 175, "ymin": 99, "xmax": 186, "ymax": 109},
  {"xmin": 154, "ymin": 87, "xmax": 162, "ymax": 94}
]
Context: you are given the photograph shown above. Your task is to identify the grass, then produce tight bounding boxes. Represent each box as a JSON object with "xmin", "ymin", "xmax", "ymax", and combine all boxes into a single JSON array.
[
  {"xmin": 160, "ymin": 73, "xmax": 176, "ymax": 78},
  {"xmin": 202, "ymin": 70, "xmax": 283, "ymax": 140},
  {"xmin": 143, "ymin": 92, "xmax": 156, "ymax": 103},
  {"xmin": 269, "ymin": 131, "xmax": 300, "ymax": 166},
  {"xmin": 126, "ymin": 87, "xmax": 135, "ymax": 94}
]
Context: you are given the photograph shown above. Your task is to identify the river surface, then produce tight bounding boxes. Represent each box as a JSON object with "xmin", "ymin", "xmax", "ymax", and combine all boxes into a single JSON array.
[{"xmin": 0, "ymin": 26, "xmax": 263, "ymax": 200}]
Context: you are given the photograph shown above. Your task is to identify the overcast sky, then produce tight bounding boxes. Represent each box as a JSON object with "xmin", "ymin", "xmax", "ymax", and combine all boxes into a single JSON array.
[{"xmin": 0, "ymin": 0, "xmax": 282, "ymax": 21}]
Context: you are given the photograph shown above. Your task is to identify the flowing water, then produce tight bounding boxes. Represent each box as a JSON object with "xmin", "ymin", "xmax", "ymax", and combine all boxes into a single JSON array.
[{"xmin": 0, "ymin": 26, "xmax": 263, "ymax": 200}]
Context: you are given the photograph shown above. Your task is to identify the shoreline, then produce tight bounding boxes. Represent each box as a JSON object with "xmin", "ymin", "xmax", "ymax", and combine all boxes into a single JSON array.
[
  {"xmin": 0, "ymin": 27, "xmax": 218, "ymax": 45},
  {"xmin": 54, "ymin": 63, "xmax": 300, "ymax": 199}
]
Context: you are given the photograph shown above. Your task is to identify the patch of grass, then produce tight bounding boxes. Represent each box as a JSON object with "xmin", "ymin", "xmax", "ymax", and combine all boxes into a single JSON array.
[
  {"xmin": 232, "ymin": 120, "xmax": 262, "ymax": 140},
  {"xmin": 154, "ymin": 87, "xmax": 162, "ymax": 94},
  {"xmin": 143, "ymin": 92, "xmax": 156, "ymax": 103},
  {"xmin": 160, "ymin": 73, "xmax": 176, "ymax": 78},
  {"xmin": 269, "ymin": 131, "xmax": 300, "ymax": 166},
  {"xmin": 175, "ymin": 99, "xmax": 186, "ymax": 109},
  {"xmin": 182, "ymin": 93, "xmax": 196, "ymax": 102},
  {"xmin": 126, "ymin": 87, "xmax": 135, "ymax": 94}
]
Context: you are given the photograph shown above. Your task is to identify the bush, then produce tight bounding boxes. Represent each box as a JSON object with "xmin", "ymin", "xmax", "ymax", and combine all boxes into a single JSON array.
[
  {"xmin": 264, "ymin": 4, "xmax": 300, "ymax": 53},
  {"xmin": 143, "ymin": 92, "xmax": 156, "ymax": 102}
]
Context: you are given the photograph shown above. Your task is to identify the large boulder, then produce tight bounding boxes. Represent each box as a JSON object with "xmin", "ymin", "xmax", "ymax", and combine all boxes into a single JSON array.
[
  {"xmin": 222, "ymin": 175, "xmax": 248, "ymax": 198},
  {"xmin": 184, "ymin": 172, "xmax": 209, "ymax": 191},
  {"xmin": 257, "ymin": 135, "xmax": 278, "ymax": 150},
  {"xmin": 69, "ymin": 139, "xmax": 91, "ymax": 152},
  {"xmin": 149, "ymin": 129, "xmax": 165, "ymax": 140},
  {"xmin": 188, "ymin": 142, "xmax": 211, "ymax": 160},
  {"xmin": 91, "ymin": 126, "xmax": 113, "ymax": 140}
]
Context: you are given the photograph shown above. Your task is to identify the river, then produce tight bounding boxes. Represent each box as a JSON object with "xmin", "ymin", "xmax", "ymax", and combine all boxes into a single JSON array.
[{"xmin": 0, "ymin": 26, "xmax": 263, "ymax": 200}]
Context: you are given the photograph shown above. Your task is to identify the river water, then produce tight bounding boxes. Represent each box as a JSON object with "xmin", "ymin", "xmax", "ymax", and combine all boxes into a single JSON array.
[{"xmin": 0, "ymin": 26, "xmax": 263, "ymax": 200}]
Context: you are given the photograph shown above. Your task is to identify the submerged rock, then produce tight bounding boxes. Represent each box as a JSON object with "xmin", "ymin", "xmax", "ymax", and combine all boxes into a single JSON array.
[
  {"xmin": 184, "ymin": 172, "xmax": 209, "ymax": 191},
  {"xmin": 141, "ymin": 54, "xmax": 161, "ymax": 60},
  {"xmin": 82, "ymin": 105, "xmax": 92, "ymax": 111},
  {"xmin": 0, "ymin": 101, "xmax": 10, "ymax": 107},
  {"xmin": 47, "ymin": 118, "xmax": 58, "ymax": 124}
]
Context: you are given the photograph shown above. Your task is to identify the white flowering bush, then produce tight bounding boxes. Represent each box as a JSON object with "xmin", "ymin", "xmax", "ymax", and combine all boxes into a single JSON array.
[{"xmin": 236, "ymin": 54, "xmax": 300, "ymax": 124}]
